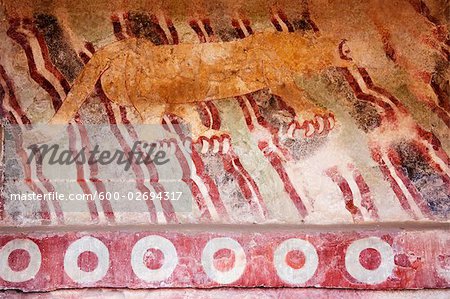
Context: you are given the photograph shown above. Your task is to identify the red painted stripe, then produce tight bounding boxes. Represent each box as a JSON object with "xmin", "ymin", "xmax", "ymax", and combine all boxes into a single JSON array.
[
  {"xmin": 0, "ymin": 65, "xmax": 31, "ymax": 125},
  {"xmin": 149, "ymin": 14, "xmax": 170, "ymax": 45},
  {"xmin": 337, "ymin": 67, "xmax": 396, "ymax": 120},
  {"xmin": 242, "ymin": 19, "xmax": 253, "ymax": 35},
  {"xmin": 7, "ymin": 113, "xmax": 51, "ymax": 223},
  {"xmin": 386, "ymin": 147, "xmax": 435, "ymax": 220},
  {"xmin": 197, "ymin": 102, "xmax": 212, "ymax": 129},
  {"xmin": 112, "ymin": 15, "xmax": 124, "ymax": 37},
  {"xmin": 165, "ymin": 18, "xmax": 179, "ymax": 44},
  {"xmin": 415, "ymin": 126, "xmax": 450, "ymax": 168},
  {"xmin": 273, "ymin": 95, "xmax": 296, "ymax": 117},
  {"xmin": 270, "ymin": 17, "xmax": 283, "ymax": 32},
  {"xmin": 122, "ymin": 13, "xmax": 135, "ymax": 38},
  {"xmin": 236, "ymin": 96, "xmax": 254, "ymax": 130},
  {"xmin": 27, "ymin": 19, "xmax": 71, "ymax": 93},
  {"xmin": 244, "ymin": 94, "xmax": 291, "ymax": 158},
  {"xmin": 202, "ymin": 19, "xmax": 214, "ymax": 37},
  {"xmin": 221, "ymin": 146, "xmax": 262, "ymax": 218},
  {"xmin": 7, "ymin": 19, "xmax": 62, "ymax": 111},
  {"xmin": 84, "ymin": 42, "xmax": 95, "ymax": 55},
  {"xmin": 194, "ymin": 137, "xmax": 230, "ymax": 221},
  {"xmin": 231, "ymin": 19, "xmax": 246, "ymax": 39},
  {"xmin": 244, "ymin": 94, "xmax": 273, "ymax": 131},
  {"xmin": 302, "ymin": 1, "xmax": 320, "ymax": 32},
  {"xmin": 370, "ymin": 146, "xmax": 418, "ymax": 220},
  {"xmin": 277, "ymin": 10, "xmax": 295, "ymax": 32},
  {"xmin": 119, "ymin": 107, "xmax": 160, "ymax": 185},
  {"xmin": 357, "ymin": 66, "xmax": 450, "ymax": 130},
  {"xmin": 74, "ymin": 115, "xmax": 115, "ymax": 222},
  {"xmin": 326, "ymin": 166, "xmax": 364, "ymax": 222},
  {"xmin": 430, "ymin": 77, "xmax": 450, "ymax": 114},
  {"xmin": 350, "ymin": 165, "xmax": 380, "ymax": 220},
  {"xmin": 111, "ymin": 14, "xmax": 126, "ymax": 40},
  {"xmin": 31, "ymin": 145, "xmax": 64, "ymax": 224},
  {"xmin": 102, "ymin": 101, "xmax": 163, "ymax": 223},
  {"xmin": 426, "ymin": 101, "xmax": 450, "ymax": 127},
  {"xmin": 227, "ymin": 146, "xmax": 269, "ymax": 219},
  {"xmin": 411, "ymin": 140, "xmax": 450, "ymax": 192},
  {"xmin": 161, "ymin": 114, "xmax": 186, "ymax": 138},
  {"xmin": 259, "ymin": 141, "xmax": 308, "ymax": 218},
  {"xmin": 205, "ymin": 101, "xmax": 221, "ymax": 130},
  {"xmin": 189, "ymin": 20, "xmax": 207, "ymax": 43},
  {"xmin": 357, "ymin": 68, "xmax": 407, "ymax": 112},
  {"xmin": 78, "ymin": 52, "xmax": 90, "ymax": 64},
  {"xmin": 119, "ymin": 107, "xmax": 171, "ymax": 223},
  {"xmin": 408, "ymin": 0, "xmax": 441, "ymax": 25},
  {"xmin": 172, "ymin": 140, "xmax": 212, "ymax": 221},
  {"xmin": 442, "ymin": 46, "xmax": 449, "ymax": 61},
  {"xmin": 75, "ymin": 47, "xmax": 115, "ymax": 222},
  {"xmin": 67, "ymin": 123, "xmax": 99, "ymax": 222}
]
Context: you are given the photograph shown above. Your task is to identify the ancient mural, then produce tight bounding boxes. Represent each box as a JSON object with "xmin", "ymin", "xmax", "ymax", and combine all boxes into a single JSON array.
[{"xmin": 0, "ymin": 0, "xmax": 449, "ymax": 293}]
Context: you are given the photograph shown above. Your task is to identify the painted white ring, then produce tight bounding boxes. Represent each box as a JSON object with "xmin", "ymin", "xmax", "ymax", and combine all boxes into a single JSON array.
[
  {"xmin": 201, "ymin": 237, "xmax": 246, "ymax": 284},
  {"xmin": 64, "ymin": 236, "xmax": 110, "ymax": 284},
  {"xmin": 345, "ymin": 237, "xmax": 394, "ymax": 284},
  {"xmin": 0, "ymin": 239, "xmax": 41, "ymax": 282},
  {"xmin": 273, "ymin": 238, "xmax": 318, "ymax": 284},
  {"xmin": 131, "ymin": 235, "xmax": 178, "ymax": 282}
]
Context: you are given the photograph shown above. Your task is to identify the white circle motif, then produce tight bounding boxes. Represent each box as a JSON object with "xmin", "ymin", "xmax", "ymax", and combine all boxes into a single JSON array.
[
  {"xmin": 0, "ymin": 239, "xmax": 41, "ymax": 282},
  {"xmin": 201, "ymin": 237, "xmax": 246, "ymax": 284},
  {"xmin": 273, "ymin": 238, "xmax": 319, "ymax": 284},
  {"xmin": 64, "ymin": 236, "xmax": 110, "ymax": 284},
  {"xmin": 131, "ymin": 235, "xmax": 178, "ymax": 282},
  {"xmin": 345, "ymin": 237, "xmax": 394, "ymax": 284}
]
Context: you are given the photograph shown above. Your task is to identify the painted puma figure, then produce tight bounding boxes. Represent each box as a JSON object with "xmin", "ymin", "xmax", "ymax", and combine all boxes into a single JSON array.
[{"xmin": 25, "ymin": 31, "xmax": 349, "ymax": 143}]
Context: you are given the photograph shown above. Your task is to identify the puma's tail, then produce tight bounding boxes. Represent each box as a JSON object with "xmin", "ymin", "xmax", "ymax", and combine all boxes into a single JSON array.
[
  {"xmin": 49, "ymin": 50, "xmax": 112, "ymax": 124},
  {"xmin": 21, "ymin": 46, "xmax": 114, "ymax": 146}
]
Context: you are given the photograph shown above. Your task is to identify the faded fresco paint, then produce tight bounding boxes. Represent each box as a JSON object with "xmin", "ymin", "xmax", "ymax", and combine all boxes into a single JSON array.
[
  {"xmin": 0, "ymin": 0, "xmax": 449, "ymax": 294},
  {"xmin": 0, "ymin": 229, "xmax": 449, "ymax": 290}
]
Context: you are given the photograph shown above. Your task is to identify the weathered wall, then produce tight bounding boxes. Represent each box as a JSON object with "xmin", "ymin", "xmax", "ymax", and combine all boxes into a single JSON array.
[{"xmin": 0, "ymin": 0, "xmax": 449, "ymax": 295}]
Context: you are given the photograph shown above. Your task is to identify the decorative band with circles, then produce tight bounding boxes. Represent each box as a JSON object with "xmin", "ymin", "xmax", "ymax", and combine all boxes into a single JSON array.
[{"xmin": 0, "ymin": 230, "xmax": 448, "ymax": 291}]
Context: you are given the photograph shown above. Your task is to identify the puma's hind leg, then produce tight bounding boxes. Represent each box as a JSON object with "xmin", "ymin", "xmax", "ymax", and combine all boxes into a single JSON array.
[
  {"xmin": 140, "ymin": 102, "xmax": 167, "ymax": 125},
  {"xmin": 164, "ymin": 103, "xmax": 227, "ymax": 141},
  {"xmin": 129, "ymin": 98, "xmax": 168, "ymax": 142},
  {"xmin": 132, "ymin": 99, "xmax": 226, "ymax": 142}
]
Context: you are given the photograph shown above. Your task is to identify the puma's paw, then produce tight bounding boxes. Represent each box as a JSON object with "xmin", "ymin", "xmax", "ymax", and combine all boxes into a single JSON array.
[
  {"xmin": 195, "ymin": 134, "xmax": 231, "ymax": 155},
  {"xmin": 21, "ymin": 126, "xmax": 65, "ymax": 148},
  {"xmin": 286, "ymin": 113, "xmax": 336, "ymax": 139}
]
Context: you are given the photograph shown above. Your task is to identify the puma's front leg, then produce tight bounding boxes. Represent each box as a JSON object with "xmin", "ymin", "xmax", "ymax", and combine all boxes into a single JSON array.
[
  {"xmin": 268, "ymin": 79, "xmax": 334, "ymax": 137},
  {"xmin": 269, "ymin": 80, "xmax": 322, "ymax": 121}
]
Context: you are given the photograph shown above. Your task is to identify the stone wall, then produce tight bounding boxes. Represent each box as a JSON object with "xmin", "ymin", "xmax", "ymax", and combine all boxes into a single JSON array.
[{"xmin": 0, "ymin": 0, "xmax": 449, "ymax": 295}]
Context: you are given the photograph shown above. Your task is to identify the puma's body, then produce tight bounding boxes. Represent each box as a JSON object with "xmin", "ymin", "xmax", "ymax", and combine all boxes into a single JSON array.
[{"xmin": 40, "ymin": 31, "xmax": 349, "ymax": 139}]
